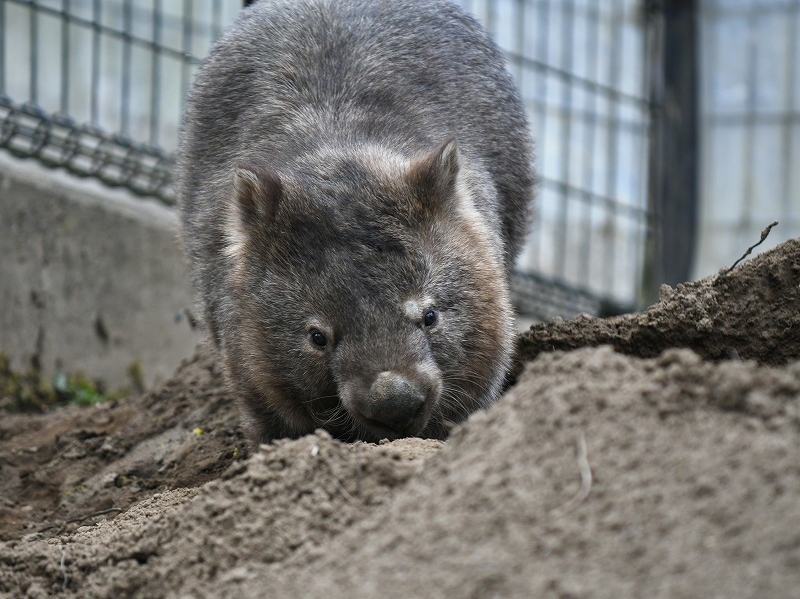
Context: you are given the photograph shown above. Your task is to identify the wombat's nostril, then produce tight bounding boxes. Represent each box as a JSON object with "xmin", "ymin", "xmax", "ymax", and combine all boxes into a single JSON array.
[{"xmin": 364, "ymin": 373, "xmax": 426, "ymax": 434}]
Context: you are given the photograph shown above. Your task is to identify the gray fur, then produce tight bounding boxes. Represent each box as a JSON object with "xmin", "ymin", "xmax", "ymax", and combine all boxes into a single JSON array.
[{"xmin": 178, "ymin": 0, "xmax": 535, "ymax": 443}]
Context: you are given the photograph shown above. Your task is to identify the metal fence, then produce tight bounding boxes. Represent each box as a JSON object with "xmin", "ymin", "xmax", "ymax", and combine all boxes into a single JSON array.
[
  {"xmin": 0, "ymin": 0, "xmax": 663, "ymax": 319},
  {"xmin": 694, "ymin": 0, "xmax": 800, "ymax": 280},
  {"xmin": 459, "ymin": 0, "xmax": 658, "ymax": 311},
  {"xmin": 0, "ymin": 0, "xmax": 240, "ymax": 200}
]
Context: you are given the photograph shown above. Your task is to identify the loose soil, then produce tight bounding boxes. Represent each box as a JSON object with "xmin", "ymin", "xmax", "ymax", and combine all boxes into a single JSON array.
[
  {"xmin": 1, "ymin": 239, "xmax": 800, "ymax": 598},
  {"xmin": 515, "ymin": 238, "xmax": 800, "ymax": 370}
]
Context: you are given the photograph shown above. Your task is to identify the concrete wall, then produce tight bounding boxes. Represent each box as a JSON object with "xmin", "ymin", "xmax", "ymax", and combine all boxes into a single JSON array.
[{"xmin": 0, "ymin": 151, "xmax": 203, "ymax": 390}]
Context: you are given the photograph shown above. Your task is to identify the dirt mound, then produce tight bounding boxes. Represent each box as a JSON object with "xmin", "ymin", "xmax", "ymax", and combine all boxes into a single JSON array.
[
  {"xmin": 2, "ymin": 348, "xmax": 799, "ymax": 598},
  {"xmin": 0, "ymin": 349, "xmax": 248, "ymax": 542},
  {"xmin": 269, "ymin": 348, "xmax": 800, "ymax": 599},
  {"xmin": 516, "ymin": 237, "xmax": 800, "ymax": 371},
  {"xmin": 0, "ymin": 434, "xmax": 441, "ymax": 599},
  {"xmin": 1, "ymin": 238, "xmax": 799, "ymax": 598}
]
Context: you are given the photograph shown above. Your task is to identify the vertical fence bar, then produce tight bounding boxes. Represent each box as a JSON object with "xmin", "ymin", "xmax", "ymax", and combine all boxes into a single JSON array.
[
  {"xmin": 642, "ymin": 0, "xmax": 664, "ymax": 306},
  {"xmin": 741, "ymin": 2, "xmax": 757, "ymax": 239},
  {"xmin": 181, "ymin": 0, "xmax": 193, "ymax": 111},
  {"xmin": 601, "ymin": 0, "xmax": 623, "ymax": 296},
  {"xmin": 29, "ymin": 0, "xmax": 38, "ymax": 103},
  {"xmin": 0, "ymin": 0, "xmax": 5, "ymax": 94},
  {"xmin": 780, "ymin": 1, "xmax": 798, "ymax": 226},
  {"xmin": 212, "ymin": 0, "xmax": 222, "ymax": 41},
  {"xmin": 90, "ymin": 0, "xmax": 101, "ymax": 127},
  {"xmin": 485, "ymin": 0, "xmax": 496, "ymax": 36},
  {"xmin": 643, "ymin": 0, "xmax": 697, "ymax": 301},
  {"xmin": 659, "ymin": 0, "xmax": 699, "ymax": 286},
  {"xmin": 638, "ymin": 2, "xmax": 660, "ymax": 305},
  {"xmin": 577, "ymin": 0, "xmax": 601, "ymax": 287},
  {"xmin": 150, "ymin": 0, "xmax": 162, "ymax": 147},
  {"xmin": 121, "ymin": 0, "xmax": 132, "ymax": 136},
  {"xmin": 60, "ymin": 0, "xmax": 70, "ymax": 114},
  {"xmin": 514, "ymin": 0, "xmax": 525, "ymax": 69},
  {"xmin": 532, "ymin": 0, "xmax": 552, "ymax": 270},
  {"xmin": 553, "ymin": 0, "xmax": 576, "ymax": 279}
]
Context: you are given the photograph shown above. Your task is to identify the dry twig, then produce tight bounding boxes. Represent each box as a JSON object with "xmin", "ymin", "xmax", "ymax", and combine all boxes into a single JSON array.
[
  {"xmin": 331, "ymin": 474, "xmax": 357, "ymax": 503},
  {"xmin": 720, "ymin": 221, "xmax": 778, "ymax": 276},
  {"xmin": 552, "ymin": 432, "xmax": 592, "ymax": 520},
  {"xmin": 39, "ymin": 507, "xmax": 123, "ymax": 535}
]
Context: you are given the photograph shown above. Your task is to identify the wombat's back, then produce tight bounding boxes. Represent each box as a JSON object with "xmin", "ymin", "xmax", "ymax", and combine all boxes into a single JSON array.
[{"xmin": 180, "ymin": 0, "xmax": 533, "ymax": 288}]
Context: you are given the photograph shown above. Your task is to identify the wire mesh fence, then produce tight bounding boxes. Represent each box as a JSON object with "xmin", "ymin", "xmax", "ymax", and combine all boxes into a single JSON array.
[
  {"xmin": 695, "ymin": 0, "xmax": 800, "ymax": 280},
  {"xmin": 0, "ymin": 0, "xmax": 241, "ymax": 201},
  {"xmin": 460, "ymin": 0, "xmax": 657, "ymax": 309},
  {"xmin": 0, "ymin": 0, "xmax": 660, "ymax": 318}
]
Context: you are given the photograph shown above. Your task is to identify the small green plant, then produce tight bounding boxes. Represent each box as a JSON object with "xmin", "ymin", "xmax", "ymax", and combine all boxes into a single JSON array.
[
  {"xmin": 0, "ymin": 352, "xmax": 57, "ymax": 412},
  {"xmin": 53, "ymin": 372, "xmax": 107, "ymax": 406},
  {"xmin": 126, "ymin": 360, "xmax": 145, "ymax": 395},
  {"xmin": 0, "ymin": 351, "xmax": 131, "ymax": 412}
]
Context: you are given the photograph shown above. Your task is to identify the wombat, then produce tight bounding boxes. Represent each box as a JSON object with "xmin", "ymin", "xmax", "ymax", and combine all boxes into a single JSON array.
[{"xmin": 178, "ymin": 0, "xmax": 534, "ymax": 444}]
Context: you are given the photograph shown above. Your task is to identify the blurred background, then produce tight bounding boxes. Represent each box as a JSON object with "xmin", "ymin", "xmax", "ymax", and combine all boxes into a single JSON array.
[{"xmin": 1, "ymin": 0, "xmax": 798, "ymax": 388}]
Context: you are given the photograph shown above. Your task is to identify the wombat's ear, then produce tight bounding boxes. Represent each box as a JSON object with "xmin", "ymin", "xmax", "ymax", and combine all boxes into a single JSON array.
[
  {"xmin": 407, "ymin": 137, "xmax": 460, "ymax": 208},
  {"xmin": 225, "ymin": 165, "xmax": 282, "ymax": 259},
  {"xmin": 232, "ymin": 165, "xmax": 282, "ymax": 226}
]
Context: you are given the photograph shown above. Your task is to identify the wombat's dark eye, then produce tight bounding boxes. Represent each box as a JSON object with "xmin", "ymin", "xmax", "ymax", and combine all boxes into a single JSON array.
[
  {"xmin": 310, "ymin": 330, "xmax": 327, "ymax": 348},
  {"xmin": 423, "ymin": 310, "xmax": 438, "ymax": 327}
]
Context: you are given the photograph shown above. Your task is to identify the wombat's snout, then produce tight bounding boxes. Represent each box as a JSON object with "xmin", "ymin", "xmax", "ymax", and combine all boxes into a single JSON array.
[{"xmin": 358, "ymin": 372, "xmax": 428, "ymax": 436}]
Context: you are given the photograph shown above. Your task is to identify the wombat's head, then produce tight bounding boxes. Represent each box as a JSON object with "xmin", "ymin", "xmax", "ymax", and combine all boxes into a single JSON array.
[{"xmin": 220, "ymin": 139, "xmax": 514, "ymax": 443}]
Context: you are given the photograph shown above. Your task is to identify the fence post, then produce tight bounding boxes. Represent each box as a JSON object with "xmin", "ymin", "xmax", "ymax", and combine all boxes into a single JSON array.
[{"xmin": 644, "ymin": 0, "xmax": 699, "ymax": 305}]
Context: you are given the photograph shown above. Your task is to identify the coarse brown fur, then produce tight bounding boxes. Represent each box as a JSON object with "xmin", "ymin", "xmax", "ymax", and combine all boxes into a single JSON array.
[{"xmin": 178, "ymin": 0, "xmax": 535, "ymax": 443}]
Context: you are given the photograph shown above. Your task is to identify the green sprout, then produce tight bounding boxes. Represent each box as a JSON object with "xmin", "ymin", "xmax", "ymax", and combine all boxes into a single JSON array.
[
  {"xmin": 0, "ymin": 351, "xmax": 133, "ymax": 412},
  {"xmin": 53, "ymin": 372, "xmax": 107, "ymax": 406}
]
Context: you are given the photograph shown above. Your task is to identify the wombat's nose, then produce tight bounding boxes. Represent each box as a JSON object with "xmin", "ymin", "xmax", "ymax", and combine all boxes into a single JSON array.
[{"xmin": 364, "ymin": 372, "xmax": 426, "ymax": 434}]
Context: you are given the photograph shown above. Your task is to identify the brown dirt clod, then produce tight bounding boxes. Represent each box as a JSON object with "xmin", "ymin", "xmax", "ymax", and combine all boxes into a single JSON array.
[{"xmin": 515, "ymin": 237, "xmax": 800, "ymax": 372}]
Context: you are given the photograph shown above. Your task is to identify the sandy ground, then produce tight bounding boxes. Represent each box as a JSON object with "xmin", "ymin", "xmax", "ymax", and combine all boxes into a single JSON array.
[{"xmin": 1, "ymin": 239, "xmax": 799, "ymax": 598}]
